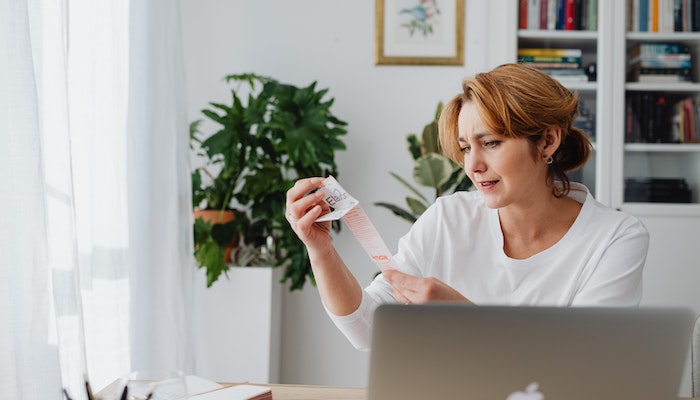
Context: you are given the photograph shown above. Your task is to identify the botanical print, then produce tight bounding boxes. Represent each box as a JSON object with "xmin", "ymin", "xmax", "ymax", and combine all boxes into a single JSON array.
[
  {"xmin": 375, "ymin": 0, "xmax": 462, "ymax": 65},
  {"xmin": 398, "ymin": 0, "xmax": 441, "ymax": 37}
]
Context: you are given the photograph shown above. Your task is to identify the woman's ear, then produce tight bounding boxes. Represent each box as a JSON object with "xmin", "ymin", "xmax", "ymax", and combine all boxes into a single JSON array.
[{"xmin": 539, "ymin": 126, "xmax": 563, "ymax": 156}]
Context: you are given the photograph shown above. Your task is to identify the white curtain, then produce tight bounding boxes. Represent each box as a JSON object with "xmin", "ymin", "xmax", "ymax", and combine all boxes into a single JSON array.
[{"xmin": 1, "ymin": 0, "xmax": 193, "ymax": 398}]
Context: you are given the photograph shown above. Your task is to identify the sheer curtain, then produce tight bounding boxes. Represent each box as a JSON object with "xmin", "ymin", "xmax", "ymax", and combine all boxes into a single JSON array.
[{"xmin": 1, "ymin": 0, "xmax": 193, "ymax": 398}]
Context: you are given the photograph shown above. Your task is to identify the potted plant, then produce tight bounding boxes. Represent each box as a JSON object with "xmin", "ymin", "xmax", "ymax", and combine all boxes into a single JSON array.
[
  {"xmin": 374, "ymin": 102, "xmax": 472, "ymax": 223},
  {"xmin": 191, "ymin": 73, "xmax": 348, "ymax": 289}
]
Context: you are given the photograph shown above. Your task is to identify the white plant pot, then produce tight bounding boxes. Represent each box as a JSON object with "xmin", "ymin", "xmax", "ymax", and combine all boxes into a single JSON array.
[{"xmin": 192, "ymin": 266, "xmax": 283, "ymax": 384}]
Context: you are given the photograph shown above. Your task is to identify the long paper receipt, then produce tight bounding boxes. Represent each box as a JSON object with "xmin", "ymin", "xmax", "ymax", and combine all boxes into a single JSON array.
[{"xmin": 315, "ymin": 175, "xmax": 396, "ymax": 271}]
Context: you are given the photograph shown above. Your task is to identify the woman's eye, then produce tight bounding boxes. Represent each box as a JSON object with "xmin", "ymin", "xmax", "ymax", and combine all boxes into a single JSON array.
[
  {"xmin": 460, "ymin": 146, "xmax": 471, "ymax": 153},
  {"xmin": 484, "ymin": 141, "xmax": 499, "ymax": 148}
]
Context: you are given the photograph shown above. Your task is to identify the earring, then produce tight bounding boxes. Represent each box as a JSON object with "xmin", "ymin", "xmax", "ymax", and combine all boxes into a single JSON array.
[{"xmin": 544, "ymin": 155, "xmax": 553, "ymax": 165}]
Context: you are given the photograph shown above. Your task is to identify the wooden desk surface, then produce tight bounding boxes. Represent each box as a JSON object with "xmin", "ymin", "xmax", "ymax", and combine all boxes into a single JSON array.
[
  {"xmin": 263, "ymin": 384, "xmax": 695, "ymax": 400},
  {"xmin": 265, "ymin": 383, "xmax": 365, "ymax": 400}
]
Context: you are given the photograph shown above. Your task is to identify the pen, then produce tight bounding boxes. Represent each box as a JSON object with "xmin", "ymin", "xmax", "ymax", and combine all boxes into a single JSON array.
[
  {"xmin": 119, "ymin": 384, "xmax": 128, "ymax": 400},
  {"xmin": 62, "ymin": 388, "xmax": 73, "ymax": 400},
  {"xmin": 85, "ymin": 376, "xmax": 95, "ymax": 400}
]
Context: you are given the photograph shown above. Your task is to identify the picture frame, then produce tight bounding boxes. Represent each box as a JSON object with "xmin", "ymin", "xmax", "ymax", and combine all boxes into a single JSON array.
[{"xmin": 375, "ymin": 0, "xmax": 464, "ymax": 66}]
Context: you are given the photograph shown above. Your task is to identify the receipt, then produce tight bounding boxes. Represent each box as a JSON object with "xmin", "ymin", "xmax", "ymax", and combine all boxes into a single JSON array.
[{"xmin": 315, "ymin": 176, "xmax": 396, "ymax": 271}]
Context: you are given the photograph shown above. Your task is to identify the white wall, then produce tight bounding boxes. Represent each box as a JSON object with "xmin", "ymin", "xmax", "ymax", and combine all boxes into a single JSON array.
[{"xmin": 181, "ymin": 0, "xmax": 512, "ymax": 387}]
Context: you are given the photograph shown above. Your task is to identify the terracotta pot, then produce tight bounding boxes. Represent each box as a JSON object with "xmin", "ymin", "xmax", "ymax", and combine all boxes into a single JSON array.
[{"xmin": 194, "ymin": 209, "xmax": 238, "ymax": 263}]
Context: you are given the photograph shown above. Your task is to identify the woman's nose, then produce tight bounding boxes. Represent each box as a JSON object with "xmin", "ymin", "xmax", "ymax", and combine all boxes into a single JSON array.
[{"xmin": 465, "ymin": 149, "xmax": 485, "ymax": 174}]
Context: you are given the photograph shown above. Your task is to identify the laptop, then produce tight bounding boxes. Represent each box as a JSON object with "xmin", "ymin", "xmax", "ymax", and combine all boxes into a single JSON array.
[{"xmin": 367, "ymin": 304, "xmax": 695, "ymax": 400}]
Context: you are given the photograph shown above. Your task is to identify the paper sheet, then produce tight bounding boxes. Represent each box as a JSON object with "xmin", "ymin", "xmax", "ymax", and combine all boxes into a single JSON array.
[{"xmin": 315, "ymin": 175, "xmax": 396, "ymax": 271}]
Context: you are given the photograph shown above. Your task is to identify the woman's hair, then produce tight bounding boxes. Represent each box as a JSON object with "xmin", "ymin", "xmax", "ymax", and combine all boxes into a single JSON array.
[{"xmin": 438, "ymin": 63, "xmax": 592, "ymax": 197}]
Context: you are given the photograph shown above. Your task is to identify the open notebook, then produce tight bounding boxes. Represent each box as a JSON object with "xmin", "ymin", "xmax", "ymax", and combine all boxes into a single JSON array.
[{"xmin": 367, "ymin": 304, "xmax": 695, "ymax": 400}]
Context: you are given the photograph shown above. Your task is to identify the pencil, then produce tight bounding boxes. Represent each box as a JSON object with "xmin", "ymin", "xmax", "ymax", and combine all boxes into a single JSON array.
[
  {"xmin": 84, "ymin": 377, "xmax": 95, "ymax": 400},
  {"xmin": 119, "ymin": 384, "xmax": 128, "ymax": 400}
]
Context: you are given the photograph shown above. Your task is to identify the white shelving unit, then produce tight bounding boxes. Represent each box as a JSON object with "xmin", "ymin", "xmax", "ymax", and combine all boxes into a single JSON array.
[
  {"xmin": 510, "ymin": 1, "xmax": 700, "ymax": 216},
  {"xmin": 611, "ymin": 1, "xmax": 700, "ymax": 215},
  {"xmin": 513, "ymin": 2, "xmax": 616, "ymax": 205}
]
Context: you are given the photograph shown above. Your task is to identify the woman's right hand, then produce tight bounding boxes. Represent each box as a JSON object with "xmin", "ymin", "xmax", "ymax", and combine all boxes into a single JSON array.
[{"xmin": 285, "ymin": 177, "xmax": 333, "ymax": 251}]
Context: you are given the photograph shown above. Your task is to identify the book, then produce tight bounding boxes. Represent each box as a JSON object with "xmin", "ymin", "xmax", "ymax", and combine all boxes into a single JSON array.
[
  {"xmin": 521, "ymin": 61, "xmax": 582, "ymax": 69},
  {"xmin": 528, "ymin": 0, "xmax": 542, "ymax": 29},
  {"xmin": 629, "ymin": 42, "xmax": 690, "ymax": 56},
  {"xmin": 518, "ymin": 48, "xmax": 582, "ymax": 57},
  {"xmin": 518, "ymin": 55, "xmax": 582, "ymax": 64},
  {"xmin": 628, "ymin": 53, "xmax": 691, "ymax": 68},
  {"xmin": 629, "ymin": 67, "xmax": 692, "ymax": 82},
  {"xmin": 520, "ymin": 0, "xmax": 528, "ymax": 29},
  {"xmin": 540, "ymin": 0, "xmax": 549, "ymax": 28},
  {"xmin": 587, "ymin": 0, "xmax": 597, "ymax": 30},
  {"xmin": 551, "ymin": 74, "xmax": 589, "ymax": 83},
  {"xmin": 564, "ymin": 0, "xmax": 576, "ymax": 29},
  {"xmin": 640, "ymin": 0, "xmax": 649, "ymax": 31},
  {"xmin": 547, "ymin": 0, "xmax": 558, "ymax": 29},
  {"xmin": 625, "ymin": 177, "xmax": 692, "ymax": 203}
]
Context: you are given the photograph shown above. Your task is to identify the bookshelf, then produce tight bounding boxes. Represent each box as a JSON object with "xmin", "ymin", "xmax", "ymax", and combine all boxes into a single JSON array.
[
  {"xmin": 510, "ymin": 0, "xmax": 700, "ymax": 215},
  {"xmin": 515, "ymin": 0, "xmax": 612, "ymax": 205},
  {"xmin": 612, "ymin": 1, "xmax": 700, "ymax": 214}
]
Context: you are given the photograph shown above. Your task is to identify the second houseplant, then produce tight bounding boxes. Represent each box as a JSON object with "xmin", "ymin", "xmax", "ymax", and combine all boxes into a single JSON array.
[
  {"xmin": 191, "ymin": 73, "xmax": 347, "ymax": 290},
  {"xmin": 374, "ymin": 102, "xmax": 472, "ymax": 223}
]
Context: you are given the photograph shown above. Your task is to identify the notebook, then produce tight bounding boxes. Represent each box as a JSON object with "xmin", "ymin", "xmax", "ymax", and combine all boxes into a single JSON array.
[{"xmin": 367, "ymin": 304, "xmax": 695, "ymax": 400}]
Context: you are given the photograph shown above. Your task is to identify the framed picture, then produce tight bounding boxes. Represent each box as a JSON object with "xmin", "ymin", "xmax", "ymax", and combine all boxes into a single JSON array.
[{"xmin": 375, "ymin": 0, "xmax": 464, "ymax": 66}]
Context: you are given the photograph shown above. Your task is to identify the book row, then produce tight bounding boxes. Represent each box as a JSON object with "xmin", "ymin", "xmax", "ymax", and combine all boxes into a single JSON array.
[
  {"xmin": 626, "ymin": 92, "xmax": 700, "ymax": 143},
  {"xmin": 628, "ymin": 0, "xmax": 700, "ymax": 32},
  {"xmin": 518, "ymin": 0, "xmax": 598, "ymax": 31},
  {"xmin": 626, "ymin": 43, "xmax": 694, "ymax": 82}
]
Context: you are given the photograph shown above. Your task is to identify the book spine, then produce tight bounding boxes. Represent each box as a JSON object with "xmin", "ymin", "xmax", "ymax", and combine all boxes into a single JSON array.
[
  {"xmin": 576, "ymin": 0, "xmax": 587, "ymax": 30},
  {"xmin": 587, "ymin": 0, "xmax": 597, "ymax": 30},
  {"xmin": 631, "ymin": 0, "xmax": 640, "ymax": 31},
  {"xmin": 674, "ymin": 0, "xmax": 683, "ymax": 30},
  {"xmin": 521, "ymin": 62, "xmax": 583, "ymax": 69},
  {"xmin": 547, "ymin": 0, "xmax": 558, "ymax": 29},
  {"xmin": 540, "ymin": 0, "xmax": 549, "ymax": 29},
  {"xmin": 631, "ymin": 42, "xmax": 690, "ymax": 55},
  {"xmin": 518, "ymin": 48, "xmax": 583, "ymax": 57},
  {"xmin": 519, "ymin": 55, "xmax": 582, "ymax": 63},
  {"xmin": 557, "ymin": 0, "xmax": 566, "ymax": 29},
  {"xmin": 651, "ymin": 0, "xmax": 660, "ymax": 31},
  {"xmin": 682, "ymin": 0, "xmax": 688, "ymax": 31},
  {"xmin": 565, "ymin": 0, "xmax": 576, "ymax": 29},
  {"xmin": 520, "ymin": 0, "xmax": 528, "ymax": 29},
  {"xmin": 640, "ymin": 0, "xmax": 650, "ymax": 31},
  {"xmin": 528, "ymin": 0, "xmax": 541, "ymax": 29}
]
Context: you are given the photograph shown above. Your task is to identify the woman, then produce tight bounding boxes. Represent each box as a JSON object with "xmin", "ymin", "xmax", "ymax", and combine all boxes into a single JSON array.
[{"xmin": 285, "ymin": 63, "xmax": 649, "ymax": 350}]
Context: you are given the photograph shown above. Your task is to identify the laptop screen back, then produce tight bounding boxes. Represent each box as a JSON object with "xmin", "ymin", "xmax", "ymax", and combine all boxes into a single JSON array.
[{"xmin": 367, "ymin": 304, "xmax": 694, "ymax": 400}]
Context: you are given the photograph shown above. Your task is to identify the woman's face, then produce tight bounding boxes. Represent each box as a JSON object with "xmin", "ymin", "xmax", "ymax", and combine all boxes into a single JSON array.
[{"xmin": 457, "ymin": 102, "xmax": 548, "ymax": 210}]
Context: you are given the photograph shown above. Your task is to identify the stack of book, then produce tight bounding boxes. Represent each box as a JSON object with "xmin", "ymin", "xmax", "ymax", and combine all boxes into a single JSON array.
[
  {"xmin": 624, "ymin": 177, "xmax": 692, "ymax": 203},
  {"xmin": 627, "ymin": 43, "xmax": 692, "ymax": 83},
  {"xmin": 518, "ymin": 48, "xmax": 588, "ymax": 83}
]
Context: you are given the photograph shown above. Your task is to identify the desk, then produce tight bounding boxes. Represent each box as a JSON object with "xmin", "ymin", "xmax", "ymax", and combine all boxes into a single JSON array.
[
  {"xmin": 266, "ymin": 384, "xmax": 364, "ymax": 400},
  {"xmin": 264, "ymin": 384, "xmax": 694, "ymax": 400}
]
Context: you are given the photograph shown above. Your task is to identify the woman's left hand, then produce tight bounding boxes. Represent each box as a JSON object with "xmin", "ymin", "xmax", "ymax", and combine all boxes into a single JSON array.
[{"xmin": 382, "ymin": 269, "xmax": 473, "ymax": 305}]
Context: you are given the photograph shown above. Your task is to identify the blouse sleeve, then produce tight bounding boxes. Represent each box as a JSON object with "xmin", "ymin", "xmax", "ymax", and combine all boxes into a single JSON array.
[
  {"xmin": 571, "ymin": 218, "xmax": 649, "ymax": 307},
  {"xmin": 324, "ymin": 274, "xmax": 397, "ymax": 351}
]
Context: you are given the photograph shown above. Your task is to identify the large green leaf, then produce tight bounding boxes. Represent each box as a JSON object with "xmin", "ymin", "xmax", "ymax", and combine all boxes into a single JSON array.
[
  {"xmin": 406, "ymin": 197, "xmax": 428, "ymax": 216},
  {"xmin": 413, "ymin": 153, "xmax": 454, "ymax": 189}
]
